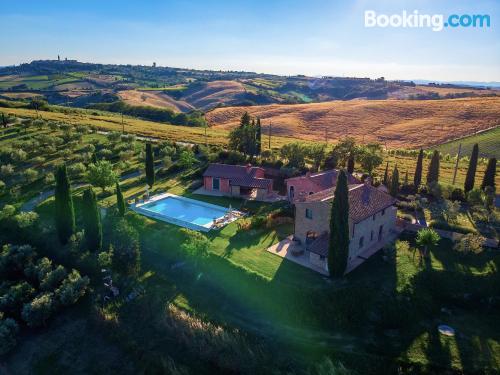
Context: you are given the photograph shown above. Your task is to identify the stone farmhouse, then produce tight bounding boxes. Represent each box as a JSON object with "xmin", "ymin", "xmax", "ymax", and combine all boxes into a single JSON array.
[{"xmin": 287, "ymin": 171, "xmax": 398, "ymax": 274}]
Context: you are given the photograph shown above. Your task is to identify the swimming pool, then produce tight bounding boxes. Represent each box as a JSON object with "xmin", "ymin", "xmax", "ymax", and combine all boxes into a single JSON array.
[{"xmin": 133, "ymin": 193, "xmax": 231, "ymax": 231}]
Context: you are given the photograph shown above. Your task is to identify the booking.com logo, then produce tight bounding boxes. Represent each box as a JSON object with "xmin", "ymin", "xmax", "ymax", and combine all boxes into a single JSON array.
[{"xmin": 365, "ymin": 10, "xmax": 491, "ymax": 31}]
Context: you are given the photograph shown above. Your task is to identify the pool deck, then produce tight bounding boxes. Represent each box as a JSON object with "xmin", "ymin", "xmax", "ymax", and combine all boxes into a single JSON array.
[{"xmin": 131, "ymin": 192, "xmax": 243, "ymax": 232}]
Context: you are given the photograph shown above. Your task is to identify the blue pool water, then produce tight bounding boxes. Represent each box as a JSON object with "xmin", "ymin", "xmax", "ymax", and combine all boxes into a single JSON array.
[{"xmin": 138, "ymin": 195, "xmax": 228, "ymax": 230}]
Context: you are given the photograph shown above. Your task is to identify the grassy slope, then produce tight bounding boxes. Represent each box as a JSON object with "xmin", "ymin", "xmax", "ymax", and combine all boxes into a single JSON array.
[
  {"xmin": 206, "ymin": 97, "xmax": 500, "ymax": 149},
  {"xmin": 434, "ymin": 126, "xmax": 500, "ymax": 159}
]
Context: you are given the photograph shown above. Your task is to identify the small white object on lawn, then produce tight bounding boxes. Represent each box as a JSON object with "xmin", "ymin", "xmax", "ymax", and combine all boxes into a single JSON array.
[{"xmin": 438, "ymin": 325, "xmax": 455, "ymax": 336}]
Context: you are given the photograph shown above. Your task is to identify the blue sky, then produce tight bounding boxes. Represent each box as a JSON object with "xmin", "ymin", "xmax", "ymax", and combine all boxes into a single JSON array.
[{"xmin": 1, "ymin": 0, "xmax": 498, "ymax": 81}]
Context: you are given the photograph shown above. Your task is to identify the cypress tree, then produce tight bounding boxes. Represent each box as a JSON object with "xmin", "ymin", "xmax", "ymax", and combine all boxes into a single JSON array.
[
  {"xmin": 145, "ymin": 143, "xmax": 155, "ymax": 188},
  {"xmin": 240, "ymin": 112, "xmax": 251, "ymax": 127},
  {"xmin": 116, "ymin": 182, "xmax": 126, "ymax": 217},
  {"xmin": 328, "ymin": 170, "xmax": 350, "ymax": 277},
  {"xmin": 255, "ymin": 117, "xmax": 262, "ymax": 155},
  {"xmin": 383, "ymin": 162, "xmax": 389, "ymax": 186},
  {"xmin": 414, "ymin": 148, "xmax": 423, "ymax": 187},
  {"xmin": 464, "ymin": 143, "xmax": 479, "ymax": 193},
  {"xmin": 82, "ymin": 187, "xmax": 102, "ymax": 252},
  {"xmin": 426, "ymin": 150, "xmax": 440, "ymax": 185},
  {"xmin": 390, "ymin": 166, "xmax": 399, "ymax": 197},
  {"xmin": 481, "ymin": 158, "xmax": 496, "ymax": 191},
  {"xmin": 404, "ymin": 170, "xmax": 409, "ymax": 185},
  {"xmin": 54, "ymin": 164, "xmax": 75, "ymax": 244},
  {"xmin": 347, "ymin": 155, "xmax": 355, "ymax": 174}
]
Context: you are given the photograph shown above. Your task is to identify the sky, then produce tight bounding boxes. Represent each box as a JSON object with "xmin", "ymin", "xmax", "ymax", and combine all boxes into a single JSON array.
[{"xmin": 1, "ymin": 0, "xmax": 499, "ymax": 82}]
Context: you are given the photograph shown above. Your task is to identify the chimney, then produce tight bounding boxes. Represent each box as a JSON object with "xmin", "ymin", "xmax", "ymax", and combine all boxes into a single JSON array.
[
  {"xmin": 306, "ymin": 171, "xmax": 311, "ymax": 178},
  {"xmin": 246, "ymin": 163, "xmax": 252, "ymax": 173},
  {"xmin": 364, "ymin": 176, "xmax": 372, "ymax": 186},
  {"xmin": 361, "ymin": 183, "xmax": 371, "ymax": 204}
]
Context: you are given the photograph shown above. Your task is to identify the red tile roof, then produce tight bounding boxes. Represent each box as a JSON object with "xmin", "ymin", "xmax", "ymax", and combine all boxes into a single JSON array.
[
  {"xmin": 203, "ymin": 163, "xmax": 272, "ymax": 189},
  {"xmin": 285, "ymin": 170, "xmax": 359, "ymax": 192},
  {"xmin": 305, "ymin": 183, "xmax": 396, "ymax": 224}
]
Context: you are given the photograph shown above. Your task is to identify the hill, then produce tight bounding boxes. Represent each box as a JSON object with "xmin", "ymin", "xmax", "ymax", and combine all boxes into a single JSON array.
[
  {"xmin": 118, "ymin": 89, "xmax": 195, "ymax": 112},
  {"xmin": 434, "ymin": 126, "xmax": 500, "ymax": 159},
  {"xmin": 5, "ymin": 59, "xmax": 496, "ymax": 113},
  {"xmin": 206, "ymin": 97, "xmax": 500, "ymax": 149}
]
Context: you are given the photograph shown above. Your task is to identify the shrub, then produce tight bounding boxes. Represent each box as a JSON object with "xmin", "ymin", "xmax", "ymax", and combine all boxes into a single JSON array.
[
  {"xmin": 68, "ymin": 162, "xmax": 87, "ymax": 177},
  {"xmin": 23, "ymin": 168, "xmax": 38, "ymax": 183},
  {"xmin": 250, "ymin": 215, "xmax": 267, "ymax": 229},
  {"xmin": 0, "ymin": 281, "xmax": 36, "ymax": 315},
  {"xmin": 0, "ymin": 317, "xmax": 19, "ymax": 355},
  {"xmin": 21, "ymin": 292, "xmax": 55, "ymax": 327},
  {"xmin": 13, "ymin": 211, "xmax": 38, "ymax": 229},
  {"xmin": 451, "ymin": 188, "xmax": 465, "ymax": 202},
  {"xmin": 55, "ymin": 270, "xmax": 89, "ymax": 306},
  {"xmin": 467, "ymin": 188, "xmax": 484, "ymax": 206},
  {"xmin": 0, "ymin": 180, "xmax": 5, "ymax": 194},
  {"xmin": 180, "ymin": 229, "xmax": 210, "ymax": 261},
  {"xmin": 110, "ymin": 219, "xmax": 141, "ymax": 276},
  {"xmin": 40, "ymin": 265, "xmax": 67, "ymax": 291},
  {"xmin": 454, "ymin": 233, "xmax": 484, "ymax": 255},
  {"xmin": 394, "ymin": 240, "xmax": 410, "ymax": 253},
  {"xmin": 0, "ymin": 164, "xmax": 14, "ymax": 178}
]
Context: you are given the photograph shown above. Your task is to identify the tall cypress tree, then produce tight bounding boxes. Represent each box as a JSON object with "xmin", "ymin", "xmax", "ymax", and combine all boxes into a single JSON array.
[
  {"xmin": 82, "ymin": 187, "xmax": 102, "ymax": 252},
  {"xmin": 347, "ymin": 155, "xmax": 355, "ymax": 174},
  {"xmin": 116, "ymin": 182, "xmax": 126, "ymax": 217},
  {"xmin": 464, "ymin": 143, "xmax": 479, "ymax": 193},
  {"xmin": 145, "ymin": 143, "xmax": 155, "ymax": 188},
  {"xmin": 481, "ymin": 158, "xmax": 496, "ymax": 191},
  {"xmin": 383, "ymin": 162, "xmax": 389, "ymax": 186},
  {"xmin": 414, "ymin": 148, "xmax": 423, "ymax": 187},
  {"xmin": 426, "ymin": 150, "xmax": 440, "ymax": 185},
  {"xmin": 54, "ymin": 164, "xmax": 75, "ymax": 244},
  {"xmin": 390, "ymin": 166, "xmax": 399, "ymax": 197},
  {"xmin": 404, "ymin": 170, "xmax": 409, "ymax": 186},
  {"xmin": 328, "ymin": 170, "xmax": 350, "ymax": 277},
  {"xmin": 255, "ymin": 117, "xmax": 262, "ymax": 155}
]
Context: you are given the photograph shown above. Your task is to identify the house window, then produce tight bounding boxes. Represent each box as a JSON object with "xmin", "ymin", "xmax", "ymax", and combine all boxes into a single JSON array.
[
  {"xmin": 381, "ymin": 208, "xmax": 385, "ymax": 216},
  {"xmin": 378, "ymin": 225, "xmax": 383, "ymax": 241},
  {"xmin": 319, "ymin": 255, "xmax": 326, "ymax": 260},
  {"xmin": 305, "ymin": 208, "xmax": 313, "ymax": 219},
  {"xmin": 289, "ymin": 186, "xmax": 295, "ymax": 200},
  {"xmin": 212, "ymin": 178, "xmax": 220, "ymax": 191},
  {"xmin": 359, "ymin": 236, "xmax": 364, "ymax": 249},
  {"xmin": 372, "ymin": 214, "xmax": 376, "ymax": 221},
  {"xmin": 309, "ymin": 192, "xmax": 314, "ymax": 195},
  {"xmin": 370, "ymin": 230, "xmax": 374, "ymax": 241}
]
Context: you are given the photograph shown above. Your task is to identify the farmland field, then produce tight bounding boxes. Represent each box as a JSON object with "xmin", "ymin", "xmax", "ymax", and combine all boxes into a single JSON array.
[
  {"xmin": 434, "ymin": 126, "xmax": 500, "ymax": 159},
  {"xmin": 206, "ymin": 97, "xmax": 500, "ymax": 149}
]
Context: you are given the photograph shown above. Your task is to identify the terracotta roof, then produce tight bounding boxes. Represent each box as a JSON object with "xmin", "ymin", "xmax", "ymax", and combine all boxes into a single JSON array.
[
  {"xmin": 305, "ymin": 183, "xmax": 396, "ymax": 223},
  {"xmin": 203, "ymin": 163, "xmax": 272, "ymax": 189},
  {"xmin": 285, "ymin": 169, "xmax": 359, "ymax": 191},
  {"xmin": 308, "ymin": 232, "xmax": 329, "ymax": 257}
]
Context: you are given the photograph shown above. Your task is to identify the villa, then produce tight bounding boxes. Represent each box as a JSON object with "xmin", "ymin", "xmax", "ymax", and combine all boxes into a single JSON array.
[
  {"xmin": 285, "ymin": 169, "xmax": 359, "ymax": 202},
  {"xmin": 201, "ymin": 163, "xmax": 274, "ymax": 200},
  {"xmin": 292, "ymin": 178, "xmax": 398, "ymax": 274}
]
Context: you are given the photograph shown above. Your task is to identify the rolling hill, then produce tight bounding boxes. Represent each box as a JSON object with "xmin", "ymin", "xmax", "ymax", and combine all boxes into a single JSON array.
[{"xmin": 206, "ymin": 97, "xmax": 500, "ymax": 149}]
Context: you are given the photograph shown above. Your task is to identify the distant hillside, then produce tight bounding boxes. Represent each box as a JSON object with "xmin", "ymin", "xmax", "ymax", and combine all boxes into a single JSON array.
[
  {"xmin": 434, "ymin": 127, "xmax": 500, "ymax": 159},
  {"xmin": 206, "ymin": 97, "xmax": 500, "ymax": 149}
]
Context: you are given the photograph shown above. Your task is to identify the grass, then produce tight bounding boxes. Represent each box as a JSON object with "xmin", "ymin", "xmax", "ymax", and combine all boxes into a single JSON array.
[{"xmin": 434, "ymin": 126, "xmax": 500, "ymax": 159}]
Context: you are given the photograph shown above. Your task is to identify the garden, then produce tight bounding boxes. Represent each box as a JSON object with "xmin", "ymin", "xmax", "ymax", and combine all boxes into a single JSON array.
[{"xmin": 0, "ymin": 114, "xmax": 499, "ymax": 374}]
